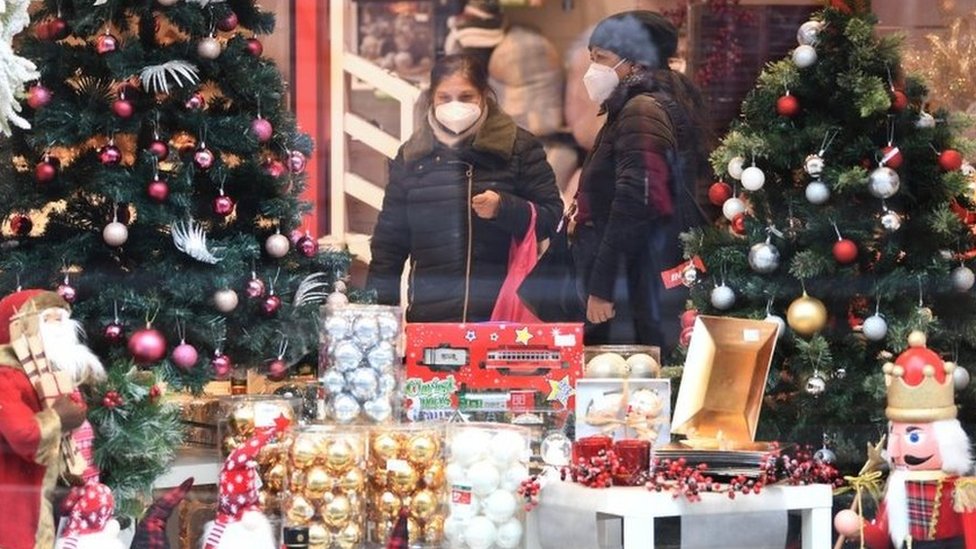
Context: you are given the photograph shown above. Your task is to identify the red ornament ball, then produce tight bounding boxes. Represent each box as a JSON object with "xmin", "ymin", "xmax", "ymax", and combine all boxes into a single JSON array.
[
  {"xmin": 263, "ymin": 158, "xmax": 286, "ymax": 178},
  {"xmin": 212, "ymin": 194, "xmax": 236, "ymax": 216},
  {"xmin": 246, "ymin": 38, "xmax": 264, "ymax": 57},
  {"xmin": 10, "ymin": 214, "xmax": 33, "ymax": 236},
  {"xmin": 128, "ymin": 327, "xmax": 167, "ymax": 364},
  {"xmin": 288, "ymin": 150, "xmax": 307, "ymax": 174},
  {"xmin": 251, "ymin": 118, "xmax": 273, "ymax": 143},
  {"xmin": 217, "ymin": 12, "xmax": 239, "ymax": 32},
  {"xmin": 890, "ymin": 89, "xmax": 909, "ymax": 112},
  {"xmin": 708, "ymin": 181, "xmax": 733, "ymax": 206},
  {"xmin": 99, "ymin": 145, "xmax": 122, "ymax": 165},
  {"xmin": 211, "ymin": 353, "xmax": 233, "ymax": 379},
  {"xmin": 731, "ymin": 213, "xmax": 747, "ymax": 235},
  {"xmin": 112, "ymin": 99, "xmax": 133, "ymax": 118},
  {"xmin": 268, "ymin": 358, "xmax": 288, "ymax": 381},
  {"xmin": 35, "ymin": 159, "xmax": 58, "ymax": 182},
  {"xmin": 95, "ymin": 33, "xmax": 118, "ymax": 54},
  {"xmin": 680, "ymin": 309, "xmax": 699, "ymax": 329},
  {"xmin": 261, "ymin": 294, "xmax": 282, "ymax": 316},
  {"xmin": 194, "ymin": 148, "xmax": 215, "ymax": 170},
  {"xmin": 27, "ymin": 85, "xmax": 52, "ymax": 109},
  {"xmin": 148, "ymin": 139, "xmax": 169, "ymax": 161},
  {"xmin": 939, "ymin": 149, "xmax": 964, "ymax": 172},
  {"xmin": 147, "ymin": 178, "xmax": 169, "ymax": 202},
  {"xmin": 245, "ymin": 277, "xmax": 266, "ymax": 299},
  {"xmin": 298, "ymin": 235, "xmax": 318, "ymax": 258},
  {"xmin": 56, "ymin": 283, "xmax": 77, "ymax": 304},
  {"xmin": 45, "ymin": 17, "xmax": 70, "ymax": 41},
  {"xmin": 776, "ymin": 94, "xmax": 800, "ymax": 117},
  {"xmin": 833, "ymin": 238, "xmax": 858, "ymax": 264},
  {"xmin": 103, "ymin": 322, "xmax": 125, "ymax": 344},
  {"xmin": 880, "ymin": 145, "xmax": 902, "ymax": 170}
]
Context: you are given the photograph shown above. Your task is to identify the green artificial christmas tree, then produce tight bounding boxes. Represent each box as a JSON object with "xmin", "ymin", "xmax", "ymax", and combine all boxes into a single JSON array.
[
  {"xmin": 682, "ymin": 0, "xmax": 976, "ymax": 466},
  {"xmin": 0, "ymin": 0, "xmax": 351, "ymax": 515}
]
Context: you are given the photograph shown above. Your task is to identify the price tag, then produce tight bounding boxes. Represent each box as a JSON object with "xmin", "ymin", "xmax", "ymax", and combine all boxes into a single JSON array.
[
  {"xmin": 387, "ymin": 458, "xmax": 410, "ymax": 473},
  {"xmin": 451, "ymin": 484, "xmax": 473, "ymax": 505},
  {"xmin": 254, "ymin": 402, "xmax": 280, "ymax": 427}
]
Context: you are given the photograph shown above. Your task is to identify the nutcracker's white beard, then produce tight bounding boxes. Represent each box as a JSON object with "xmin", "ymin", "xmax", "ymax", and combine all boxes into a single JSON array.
[
  {"xmin": 55, "ymin": 520, "xmax": 125, "ymax": 549},
  {"xmin": 885, "ymin": 470, "xmax": 909, "ymax": 549},
  {"xmin": 39, "ymin": 307, "xmax": 105, "ymax": 384},
  {"xmin": 201, "ymin": 511, "xmax": 276, "ymax": 549}
]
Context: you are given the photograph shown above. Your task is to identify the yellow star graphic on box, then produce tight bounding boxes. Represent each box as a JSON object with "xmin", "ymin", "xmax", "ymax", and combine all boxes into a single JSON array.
[
  {"xmin": 547, "ymin": 376, "xmax": 574, "ymax": 406},
  {"xmin": 514, "ymin": 326, "xmax": 533, "ymax": 345}
]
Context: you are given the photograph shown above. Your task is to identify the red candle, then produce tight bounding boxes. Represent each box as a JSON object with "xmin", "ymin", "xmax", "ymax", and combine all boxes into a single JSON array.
[
  {"xmin": 572, "ymin": 435, "xmax": 613, "ymax": 465},
  {"xmin": 613, "ymin": 439, "xmax": 651, "ymax": 486}
]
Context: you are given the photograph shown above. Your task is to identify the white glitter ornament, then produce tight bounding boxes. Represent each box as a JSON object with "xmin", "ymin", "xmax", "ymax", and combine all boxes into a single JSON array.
[
  {"xmin": 740, "ymin": 165, "xmax": 766, "ymax": 192},
  {"xmin": 483, "ymin": 490, "xmax": 518, "ymax": 523},
  {"xmin": 378, "ymin": 373, "xmax": 397, "ymax": 395},
  {"xmin": 954, "ymin": 366, "xmax": 970, "ymax": 390},
  {"xmin": 805, "ymin": 180, "xmax": 830, "ymax": 205},
  {"xmin": 868, "ymin": 167, "xmax": 900, "ymax": 199},
  {"xmin": 197, "ymin": 36, "xmax": 222, "ymax": 59},
  {"xmin": 445, "ymin": 462, "xmax": 468, "ymax": 486},
  {"xmin": 495, "ymin": 518, "xmax": 524, "ymax": 549},
  {"xmin": 722, "ymin": 197, "xmax": 747, "ymax": 221},
  {"xmin": 748, "ymin": 241, "xmax": 780, "ymax": 274},
  {"xmin": 444, "ymin": 515, "xmax": 466, "ymax": 545},
  {"xmin": 951, "ymin": 265, "xmax": 975, "ymax": 292},
  {"xmin": 796, "ymin": 20, "xmax": 823, "ymax": 46},
  {"xmin": 467, "ymin": 460, "xmax": 501, "ymax": 496},
  {"xmin": 727, "ymin": 156, "xmax": 746, "ymax": 180},
  {"xmin": 792, "ymin": 45, "xmax": 817, "ymax": 68},
  {"xmin": 710, "ymin": 284, "xmax": 735, "ymax": 310},
  {"xmin": 881, "ymin": 210, "xmax": 902, "ymax": 232},
  {"xmin": 861, "ymin": 314, "xmax": 887, "ymax": 341}
]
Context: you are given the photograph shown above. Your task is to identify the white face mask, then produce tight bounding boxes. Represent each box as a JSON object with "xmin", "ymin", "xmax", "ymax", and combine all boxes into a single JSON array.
[
  {"xmin": 434, "ymin": 101, "xmax": 483, "ymax": 134},
  {"xmin": 583, "ymin": 59, "xmax": 625, "ymax": 104}
]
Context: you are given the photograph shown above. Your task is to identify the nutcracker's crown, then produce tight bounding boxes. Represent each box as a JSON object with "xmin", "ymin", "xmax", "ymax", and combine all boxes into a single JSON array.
[{"xmin": 883, "ymin": 331, "xmax": 957, "ymax": 422}]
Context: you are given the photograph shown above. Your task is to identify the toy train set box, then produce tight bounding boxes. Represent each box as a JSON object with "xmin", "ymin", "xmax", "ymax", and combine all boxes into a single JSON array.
[{"xmin": 403, "ymin": 323, "xmax": 584, "ymax": 420}]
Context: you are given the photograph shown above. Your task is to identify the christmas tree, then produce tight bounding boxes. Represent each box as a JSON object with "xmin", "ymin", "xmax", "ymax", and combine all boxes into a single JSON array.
[
  {"xmin": 0, "ymin": 0, "xmax": 351, "ymax": 515},
  {"xmin": 682, "ymin": 0, "xmax": 976, "ymax": 465}
]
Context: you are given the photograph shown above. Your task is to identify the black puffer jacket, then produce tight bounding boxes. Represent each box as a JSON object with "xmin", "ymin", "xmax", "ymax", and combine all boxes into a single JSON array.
[{"xmin": 367, "ymin": 101, "xmax": 562, "ymax": 322}]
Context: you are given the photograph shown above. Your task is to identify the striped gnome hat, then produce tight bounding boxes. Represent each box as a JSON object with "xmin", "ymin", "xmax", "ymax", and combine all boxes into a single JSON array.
[{"xmin": 131, "ymin": 477, "xmax": 194, "ymax": 549}]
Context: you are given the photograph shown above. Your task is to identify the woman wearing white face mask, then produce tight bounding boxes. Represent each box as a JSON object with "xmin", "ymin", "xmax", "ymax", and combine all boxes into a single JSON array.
[
  {"xmin": 572, "ymin": 11, "xmax": 713, "ymax": 350},
  {"xmin": 368, "ymin": 54, "xmax": 563, "ymax": 322}
]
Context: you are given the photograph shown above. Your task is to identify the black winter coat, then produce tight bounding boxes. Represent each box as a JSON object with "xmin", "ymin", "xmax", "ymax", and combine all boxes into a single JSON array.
[{"xmin": 367, "ymin": 102, "xmax": 562, "ymax": 322}]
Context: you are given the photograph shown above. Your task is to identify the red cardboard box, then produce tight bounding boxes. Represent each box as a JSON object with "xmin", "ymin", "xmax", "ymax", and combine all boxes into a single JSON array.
[{"xmin": 404, "ymin": 323, "xmax": 584, "ymax": 419}]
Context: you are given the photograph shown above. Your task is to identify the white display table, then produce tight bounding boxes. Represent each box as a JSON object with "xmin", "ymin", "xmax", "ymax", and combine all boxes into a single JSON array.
[
  {"xmin": 153, "ymin": 446, "xmax": 221, "ymax": 489},
  {"xmin": 526, "ymin": 479, "xmax": 833, "ymax": 549}
]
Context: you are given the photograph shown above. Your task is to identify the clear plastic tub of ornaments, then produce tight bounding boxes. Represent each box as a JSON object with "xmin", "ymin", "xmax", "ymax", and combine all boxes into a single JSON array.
[
  {"xmin": 282, "ymin": 425, "xmax": 368, "ymax": 549},
  {"xmin": 366, "ymin": 423, "xmax": 448, "ymax": 547},
  {"xmin": 319, "ymin": 303, "xmax": 402, "ymax": 424},
  {"xmin": 217, "ymin": 395, "xmax": 300, "ymax": 515},
  {"xmin": 444, "ymin": 422, "xmax": 533, "ymax": 549},
  {"xmin": 583, "ymin": 344, "xmax": 661, "ymax": 378}
]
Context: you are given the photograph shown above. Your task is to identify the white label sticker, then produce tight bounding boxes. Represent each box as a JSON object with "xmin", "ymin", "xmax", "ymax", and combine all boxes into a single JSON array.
[
  {"xmin": 387, "ymin": 458, "xmax": 409, "ymax": 473},
  {"xmin": 743, "ymin": 329, "xmax": 760, "ymax": 342},
  {"xmin": 254, "ymin": 402, "xmax": 281, "ymax": 427}
]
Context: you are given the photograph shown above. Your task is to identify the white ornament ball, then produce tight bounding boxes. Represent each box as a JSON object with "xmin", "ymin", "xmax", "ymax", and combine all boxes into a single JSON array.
[
  {"xmin": 213, "ymin": 288, "xmax": 239, "ymax": 313},
  {"xmin": 467, "ymin": 460, "xmax": 501, "ymax": 496},
  {"xmin": 444, "ymin": 515, "xmax": 465, "ymax": 545},
  {"xmin": 727, "ymin": 156, "xmax": 746, "ymax": 180},
  {"xmin": 881, "ymin": 211, "xmax": 902, "ymax": 232},
  {"xmin": 868, "ymin": 167, "xmax": 900, "ymax": 199},
  {"xmin": 916, "ymin": 112, "xmax": 936, "ymax": 129},
  {"xmin": 483, "ymin": 489, "xmax": 518, "ymax": 523},
  {"xmin": 804, "ymin": 154, "xmax": 825, "ymax": 177},
  {"xmin": 961, "ymin": 162, "xmax": 975, "ymax": 178},
  {"xmin": 951, "ymin": 266, "xmax": 975, "ymax": 292},
  {"xmin": 157, "ymin": 0, "xmax": 179, "ymax": 5},
  {"xmin": 540, "ymin": 432, "xmax": 572, "ymax": 466},
  {"xmin": 861, "ymin": 314, "xmax": 888, "ymax": 342},
  {"xmin": 765, "ymin": 313, "xmax": 787, "ymax": 338},
  {"xmin": 103, "ymin": 221, "xmax": 128, "ymax": 247},
  {"xmin": 501, "ymin": 463, "xmax": 529, "ymax": 492},
  {"xmin": 495, "ymin": 518, "xmax": 524, "ymax": 549},
  {"xmin": 710, "ymin": 284, "xmax": 735, "ymax": 310},
  {"xmin": 625, "ymin": 353, "xmax": 659, "ymax": 378},
  {"xmin": 451, "ymin": 430, "xmax": 490, "ymax": 466},
  {"xmin": 491, "ymin": 430, "xmax": 527, "ymax": 466},
  {"xmin": 197, "ymin": 37, "xmax": 222, "ymax": 59},
  {"xmin": 265, "ymin": 233, "xmax": 290, "ymax": 257},
  {"xmin": 585, "ymin": 352, "xmax": 627, "ymax": 378},
  {"xmin": 805, "ymin": 180, "xmax": 830, "ymax": 205},
  {"xmin": 748, "ymin": 241, "xmax": 780, "ymax": 274},
  {"xmin": 722, "ymin": 197, "xmax": 746, "ymax": 221},
  {"xmin": 954, "ymin": 366, "xmax": 970, "ymax": 390},
  {"xmin": 740, "ymin": 166, "xmax": 766, "ymax": 191},
  {"xmin": 797, "ymin": 20, "xmax": 824, "ymax": 46},
  {"xmin": 463, "ymin": 516, "xmax": 498, "ymax": 549},
  {"xmin": 792, "ymin": 45, "xmax": 818, "ymax": 68},
  {"xmin": 445, "ymin": 461, "xmax": 468, "ymax": 486}
]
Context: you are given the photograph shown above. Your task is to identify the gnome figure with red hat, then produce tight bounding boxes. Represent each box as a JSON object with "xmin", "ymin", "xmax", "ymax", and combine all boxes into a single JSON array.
[
  {"xmin": 201, "ymin": 430, "xmax": 279, "ymax": 549},
  {"xmin": 54, "ymin": 481, "xmax": 125, "ymax": 549},
  {"xmin": 0, "ymin": 289, "xmax": 97, "ymax": 549},
  {"xmin": 835, "ymin": 331, "xmax": 976, "ymax": 548}
]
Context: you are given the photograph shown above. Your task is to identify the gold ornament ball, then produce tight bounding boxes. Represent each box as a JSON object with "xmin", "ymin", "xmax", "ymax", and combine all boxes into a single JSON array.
[
  {"xmin": 389, "ymin": 463, "xmax": 419, "ymax": 495},
  {"xmin": 406, "ymin": 517, "xmax": 422, "ymax": 542},
  {"xmin": 304, "ymin": 466, "xmax": 332, "ymax": 499},
  {"xmin": 423, "ymin": 461, "xmax": 445, "ymax": 489},
  {"xmin": 229, "ymin": 405, "xmax": 255, "ymax": 436},
  {"xmin": 376, "ymin": 490, "xmax": 401, "ymax": 519},
  {"xmin": 369, "ymin": 469, "xmax": 389, "ymax": 490},
  {"xmin": 407, "ymin": 433, "xmax": 440, "ymax": 466},
  {"xmin": 410, "ymin": 489, "xmax": 438, "ymax": 520},
  {"xmin": 266, "ymin": 461, "xmax": 286, "ymax": 492},
  {"xmin": 336, "ymin": 522, "xmax": 362, "ymax": 549},
  {"xmin": 786, "ymin": 292, "xmax": 827, "ymax": 336},
  {"xmin": 371, "ymin": 432, "xmax": 401, "ymax": 463},
  {"xmin": 326, "ymin": 439, "xmax": 356, "ymax": 474},
  {"xmin": 292, "ymin": 435, "xmax": 319, "ymax": 469},
  {"xmin": 308, "ymin": 521, "xmax": 331, "ymax": 549},
  {"xmin": 340, "ymin": 467, "xmax": 365, "ymax": 493},
  {"xmin": 286, "ymin": 495, "xmax": 315, "ymax": 525},
  {"xmin": 259, "ymin": 440, "xmax": 287, "ymax": 466},
  {"xmin": 323, "ymin": 494, "xmax": 352, "ymax": 529},
  {"xmin": 425, "ymin": 514, "xmax": 445, "ymax": 544}
]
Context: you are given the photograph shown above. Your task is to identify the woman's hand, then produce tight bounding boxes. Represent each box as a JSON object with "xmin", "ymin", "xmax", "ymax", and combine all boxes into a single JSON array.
[
  {"xmin": 472, "ymin": 190, "xmax": 501, "ymax": 219},
  {"xmin": 587, "ymin": 295, "xmax": 615, "ymax": 324}
]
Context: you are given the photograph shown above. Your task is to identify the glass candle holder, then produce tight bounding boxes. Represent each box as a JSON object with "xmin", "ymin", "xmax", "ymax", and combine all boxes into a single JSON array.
[
  {"xmin": 571, "ymin": 435, "xmax": 613, "ymax": 466},
  {"xmin": 612, "ymin": 439, "xmax": 651, "ymax": 486}
]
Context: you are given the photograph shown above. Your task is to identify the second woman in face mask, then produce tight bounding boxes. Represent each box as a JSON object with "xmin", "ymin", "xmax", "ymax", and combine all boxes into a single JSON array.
[{"xmin": 367, "ymin": 54, "xmax": 564, "ymax": 323}]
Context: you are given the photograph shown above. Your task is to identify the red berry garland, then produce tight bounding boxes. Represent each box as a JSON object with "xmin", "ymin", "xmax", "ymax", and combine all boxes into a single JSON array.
[
  {"xmin": 517, "ymin": 476, "xmax": 542, "ymax": 512},
  {"xmin": 102, "ymin": 390, "xmax": 124, "ymax": 408}
]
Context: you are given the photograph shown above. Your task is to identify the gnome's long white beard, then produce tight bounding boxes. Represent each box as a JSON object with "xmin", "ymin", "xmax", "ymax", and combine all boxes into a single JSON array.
[
  {"xmin": 39, "ymin": 308, "xmax": 105, "ymax": 385},
  {"xmin": 201, "ymin": 510, "xmax": 276, "ymax": 549},
  {"xmin": 55, "ymin": 519, "xmax": 125, "ymax": 549}
]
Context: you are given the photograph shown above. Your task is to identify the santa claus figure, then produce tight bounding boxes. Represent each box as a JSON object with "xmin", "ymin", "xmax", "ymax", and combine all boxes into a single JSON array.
[
  {"xmin": 201, "ymin": 430, "xmax": 278, "ymax": 549},
  {"xmin": 0, "ymin": 289, "xmax": 92, "ymax": 549},
  {"xmin": 54, "ymin": 481, "xmax": 124, "ymax": 549},
  {"xmin": 835, "ymin": 331, "xmax": 976, "ymax": 548}
]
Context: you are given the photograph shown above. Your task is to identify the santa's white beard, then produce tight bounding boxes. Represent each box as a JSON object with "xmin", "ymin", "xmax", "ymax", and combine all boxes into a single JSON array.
[
  {"xmin": 885, "ymin": 470, "xmax": 909, "ymax": 548},
  {"xmin": 55, "ymin": 520, "xmax": 125, "ymax": 549},
  {"xmin": 201, "ymin": 511, "xmax": 276, "ymax": 549},
  {"xmin": 39, "ymin": 309, "xmax": 105, "ymax": 385}
]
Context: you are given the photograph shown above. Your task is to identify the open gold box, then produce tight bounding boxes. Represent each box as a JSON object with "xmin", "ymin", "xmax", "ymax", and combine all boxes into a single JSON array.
[{"xmin": 669, "ymin": 315, "xmax": 780, "ymax": 452}]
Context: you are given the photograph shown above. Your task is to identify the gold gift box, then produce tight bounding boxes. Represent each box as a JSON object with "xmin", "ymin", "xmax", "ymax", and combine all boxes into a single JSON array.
[{"xmin": 670, "ymin": 315, "xmax": 780, "ymax": 450}]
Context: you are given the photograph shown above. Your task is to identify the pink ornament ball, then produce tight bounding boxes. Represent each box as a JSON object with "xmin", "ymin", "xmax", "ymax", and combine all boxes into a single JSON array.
[{"xmin": 171, "ymin": 342, "xmax": 199, "ymax": 370}]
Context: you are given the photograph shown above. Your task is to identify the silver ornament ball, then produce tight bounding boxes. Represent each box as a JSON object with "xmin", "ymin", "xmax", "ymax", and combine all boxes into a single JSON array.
[
  {"xmin": 376, "ymin": 312, "xmax": 400, "ymax": 340},
  {"xmin": 324, "ymin": 314, "xmax": 351, "ymax": 340},
  {"xmin": 363, "ymin": 397, "xmax": 393, "ymax": 422},
  {"xmin": 792, "ymin": 45, "xmax": 818, "ymax": 68},
  {"xmin": 748, "ymin": 242, "xmax": 780, "ymax": 274},
  {"xmin": 813, "ymin": 447, "xmax": 836, "ymax": 464},
  {"xmin": 881, "ymin": 211, "xmax": 902, "ymax": 232},
  {"xmin": 951, "ymin": 266, "xmax": 975, "ymax": 292},
  {"xmin": 805, "ymin": 374, "xmax": 827, "ymax": 395},
  {"xmin": 916, "ymin": 112, "xmax": 936, "ymax": 129},
  {"xmin": 804, "ymin": 154, "xmax": 825, "ymax": 177},
  {"xmin": 332, "ymin": 392, "xmax": 361, "ymax": 423},
  {"xmin": 954, "ymin": 366, "xmax": 971, "ymax": 391},
  {"xmin": 348, "ymin": 367, "xmax": 380, "ymax": 402},
  {"xmin": 331, "ymin": 340, "xmax": 363, "ymax": 372},
  {"xmin": 797, "ymin": 20, "xmax": 823, "ymax": 46},
  {"xmin": 213, "ymin": 288, "xmax": 239, "ymax": 313},
  {"xmin": 367, "ymin": 341, "xmax": 396, "ymax": 372},
  {"xmin": 322, "ymin": 368, "xmax": 346, "ymax": 395},
  {"xmin": 868, "ymin": 167, "xmax": 901, "ymax": 199},
  {"xmin": 710, "ymin": 284, "xmax": 736, "ymax": 310},
  {"xmin": 861, "ymin": 314, "xmax": 888, "ymax": 341},
  {"xmin": 352, "ymin": 315, "xmax": 380, "ymax": 347},
  {"xmin": 805, "ymin": 180, "xmax": 830, "ymax": 205},
  {"xmin": 103, "ymin": 221, "xmax": 129, "ymax": 247},
  {"xmin": 765, "ymin": 313, "xmax": 787, "ymax": 338},
  {"xmin": 378, "ymin": 373, "xmax": 397, "ymax": 396}
]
